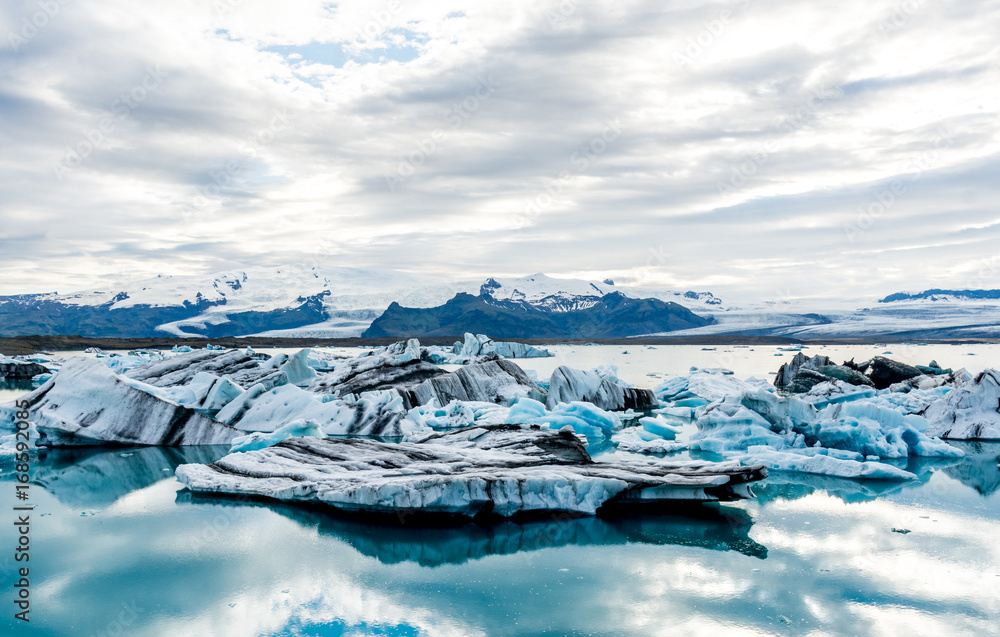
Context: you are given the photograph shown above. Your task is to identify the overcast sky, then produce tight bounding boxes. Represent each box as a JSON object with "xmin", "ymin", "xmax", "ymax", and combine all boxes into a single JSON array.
[{"xmin": 1, "ymin": 0, "xmax": 998, "ymax": 301}]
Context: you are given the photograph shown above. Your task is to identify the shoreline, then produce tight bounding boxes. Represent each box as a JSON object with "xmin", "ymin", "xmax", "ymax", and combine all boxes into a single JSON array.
[{"xmin": 1, "ymin": 334, "xmax": 998, "ymax": 355}]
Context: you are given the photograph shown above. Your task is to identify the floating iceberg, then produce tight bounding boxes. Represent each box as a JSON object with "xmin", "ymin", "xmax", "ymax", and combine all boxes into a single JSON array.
[
  {"xmin": 175, "ymin": 425, "xmax": 767, "ymax": 518},
  {"xmin": 612, "ymin": 429, "xmax": 688, "ymax": 454},
  {"xmin": 673, "ymin": 376, "xmax": 964, "ymax": 461},
  {"xmin": 441, "ymin": 333, "xmax": 553, "ymax": 363},
  {"xmin": 547, "ymin": 366, "xmax": 656, "ymax": 411},
  {"xmin": 229, "ymin": 419, "xmax": 326, "ymax": 453},
  {"xmin": 638, "ymin": 415, "xmax": 682, "ymax": 440},
  {"xmin": 0, "ymin": 357, "xmax": 50, "ymax": 379},
  {"xmin": 125, "ymin": 349, "xmax": 259, "ymax": 387},
  {"xmin": 398, "ymin": 359, "xmax": 546, "ymax": 409},
  {"xmin": 734, "ymin": 446, "xmax": 917, "ymax": 480},
  {"xmin": 506, "ymin": 397, "xmax": 621, "ymax": 438},
  {"xmin": 215, "ymin": 382, "xmax": 407, "ymax": 436},
  {"xmin": 405, "ymin": 399, "xmax": 512, "ymax": 430},
  {"xmin": 656, "ymin": 371, "xmax": 772, "ymax": 406},
  {"xmin": 0, "ymin": 357, "xmax": 240, "ymax": 446},
  {"xmin": 401, "ymin": 396, "xmax": 623, "ymax": 441},
  {"xmin": 925, "ymin": 370, "xmax": 1000, "ymax": 440},
  {"xmin": 307, "ymin": 353, "xmax": 445, "ymax": 397}
]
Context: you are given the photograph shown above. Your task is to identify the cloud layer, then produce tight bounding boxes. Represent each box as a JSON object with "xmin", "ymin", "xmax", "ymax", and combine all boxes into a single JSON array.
[{"xmin": 1, "ymin": 0, "xmax": 998, "ymax": 301}]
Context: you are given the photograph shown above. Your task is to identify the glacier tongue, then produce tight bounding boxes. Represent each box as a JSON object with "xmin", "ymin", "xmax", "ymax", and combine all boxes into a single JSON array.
[{"xmin": 175, "ymin": 425, "xmax": 767, "ymax": 518}]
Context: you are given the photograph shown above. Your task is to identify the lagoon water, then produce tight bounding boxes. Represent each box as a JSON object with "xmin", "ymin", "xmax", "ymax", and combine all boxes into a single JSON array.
[{"xmin": 2, "ymin": 345, "xmax": 1000, "ymax": 636}]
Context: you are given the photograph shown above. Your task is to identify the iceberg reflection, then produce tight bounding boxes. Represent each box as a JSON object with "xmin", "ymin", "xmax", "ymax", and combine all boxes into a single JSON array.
[
  {"xmin": 176, "ymin": 492, "xmax": 768, "ymax": 563},
  {"xmin": 27, "ymin": 445, "xmax": 230, "ymax": 507}
]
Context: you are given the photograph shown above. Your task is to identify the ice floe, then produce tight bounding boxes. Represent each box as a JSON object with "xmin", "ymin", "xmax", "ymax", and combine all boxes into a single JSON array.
[
  {"xmin": 1, "ymin": 357, "xmax": 240, "ymax": 446},
  {"xmin": 175, "ymin": 425, "xmax": 767, "ymax": 517},
  {"xmin": 732, "ymin": 446, "xmax": 917, "ymax": 481},
  {"xmin": 229, "ymin": 419, "xmax": 326, "ymax": 453},
  {"xmin": 2, "ymin": 345, "xmax": 992, "ymax": 491},
  {"xmin": 925, "ymin": 369, "xmax": 1000, "ymax": 440},
  {"xmin": 547, "ymin": 365, "xmax": 657, "ymax": 410}
]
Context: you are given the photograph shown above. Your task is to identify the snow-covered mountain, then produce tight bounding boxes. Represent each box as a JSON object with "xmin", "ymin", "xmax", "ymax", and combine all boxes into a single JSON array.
[
  {"xmin": 478, "ymin": 274, "xmax": 725, "ymax": 313},
  {"xmin": 0, "ymin": 268, "xmax": 724, "ymax": 338},
  {"xmin": 4, "ymin": 272, "xmax": 1000, "ymax": 340},
  {"xmin": 880, "ymin": 289, "xmax": 1000, "ymax": 303}
]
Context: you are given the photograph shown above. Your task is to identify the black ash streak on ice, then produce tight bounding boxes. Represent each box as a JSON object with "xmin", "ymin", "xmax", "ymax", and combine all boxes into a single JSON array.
[
  {"xmin": 175, "ymin": 426, "xmax": 766, "ymax": 519},
  {"xmin": 3, "ymin": 336, "xmax": 999, "ymax": 529}
]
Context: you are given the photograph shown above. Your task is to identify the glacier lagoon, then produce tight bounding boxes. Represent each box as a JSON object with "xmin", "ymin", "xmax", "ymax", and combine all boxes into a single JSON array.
[{"xmin": 2, "ymin": 345, "xmax": 999, "ymax": 636}]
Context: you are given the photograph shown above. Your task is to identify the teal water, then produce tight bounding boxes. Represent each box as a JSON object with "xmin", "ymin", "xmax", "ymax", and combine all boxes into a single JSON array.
[
  {"xmin": 2, "ymin": 346, "xmax": 1000, "ymax": 636},
  {"xmin": 1, "ymin": 442, "xmax": 998, "ymax": 637}
]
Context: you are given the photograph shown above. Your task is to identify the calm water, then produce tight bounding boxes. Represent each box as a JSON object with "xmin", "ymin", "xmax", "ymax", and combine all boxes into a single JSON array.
[{"xmin": 2, "ymin": 346, "xmax": 1000, "ymax": 636}]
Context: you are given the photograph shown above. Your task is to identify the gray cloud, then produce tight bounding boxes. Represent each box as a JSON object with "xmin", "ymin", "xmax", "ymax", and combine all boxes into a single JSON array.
[{"xmin": 1, "ymin": 0, "xmax": 998, "ymax": 302}]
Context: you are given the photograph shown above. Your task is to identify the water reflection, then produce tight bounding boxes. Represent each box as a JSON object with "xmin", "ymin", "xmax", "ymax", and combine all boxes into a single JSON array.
[
  {"xmin": 176, "ymin": 492, "xmax": 768, "ymax": 564},
  {"xmin": 941, "ymin": 441, "xmax": 1000, "ymax": 495},
  {"xmin": 4, "ymin": 445, "xmax": 231, "ymax": 508},
  {"xmin": 0, "ymin": 443, "xmax": 997, "ymax": 636},
  {"xmin": 0, "ymin": 377, "xmax": 35, "ymax": 391},
  {"xmin": 752, "ymin": 444, "xmax": 1000, "ymax": 504}
]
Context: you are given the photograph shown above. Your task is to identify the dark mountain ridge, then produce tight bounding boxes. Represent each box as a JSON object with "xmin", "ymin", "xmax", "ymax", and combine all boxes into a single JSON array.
[{"xmin": 362, "ymin": 291, "xmax": 713, "ymax": 338}]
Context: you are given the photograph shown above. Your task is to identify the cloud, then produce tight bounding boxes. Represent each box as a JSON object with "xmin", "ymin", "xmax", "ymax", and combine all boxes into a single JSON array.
[{"xmin": 1, "ymin": 0, "xmax": 998, "ymax": 301}]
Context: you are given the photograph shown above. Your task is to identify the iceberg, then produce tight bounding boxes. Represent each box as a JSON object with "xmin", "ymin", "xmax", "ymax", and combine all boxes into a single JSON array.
[
  {"xmin": 671, "ymin": 375, "xmax": 964, "ymax": 461},
  {"xmin": 612, "ymin": 429, "xmax": 688, "ymax": 454},
  {"xmin": 229, "ymin": 419, "xmax": 327, "ymax": 453},
  {"xmin": 639, "ymin": 415, "xmax": 682, "ymax": 440},
  {"xmin": 507, "ymin": 397, "xmax": 622, "ymax": 439},
  {"xmin": 656, "ymin": 371, "xmax": 772, "ymax": 406},
  {"xmin": 125, "ymin": 349, "xmax": 259, "ymax": 387},
  {"xmin": 215, "ymin": 382, "xmax": 407, "ymax": 436},
  {"xmin": 402, "ymin": 396, "xmax": 623, "ymax": 440},
  {"xmin": 403, "ymin": 399, "xmax": 510, "ymax": 431},
  {"xmin": 252, "ymin": 348, "xmax": 317, "ymax": 387},
  {"xmin": 307, "ymin": 354, "xmax": 446, "ymax": 397},
  {"xmin": 925, "ymin": 369, "xmax": 1000, "ymax": 440},
  {"xmin": 0, "ymin": 357, "xmax": 50, "ymax": 379},
  {"xmin": 547, "ymin": 366, "xmax": 656, "ymax": 411},
  {"xmin": 735, "ymin": 446, "xmax": 917, "ymax": 480},
  {"xmin": 175, "ymin": 425, "xmax": 767, "ymax": 518},
  {"xmin": 446, "ymin": 333, "xmax": 553, "ymax": 362},
  {"xmin": 398, "ymin": 359, "xmax": 546, "ymax": 409},
  {"xmin": 0, "ymin": 357, "xmax": 240, "ymax": 446}
]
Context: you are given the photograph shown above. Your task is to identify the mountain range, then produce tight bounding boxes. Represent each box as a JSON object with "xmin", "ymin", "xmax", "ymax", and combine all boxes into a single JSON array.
[
  {"xmin": 1, "ymin": 269, "xmax": 999, "ymax": 340},
  {"xmin": 363, "ymin": 291, "xmax": 712, "ymax": 338}
]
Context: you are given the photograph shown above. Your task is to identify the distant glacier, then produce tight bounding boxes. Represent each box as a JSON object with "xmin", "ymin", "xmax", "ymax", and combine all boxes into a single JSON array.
[{"xmin": 2, "ymin": 267, "xmax": 1000, "ymax": 339}]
